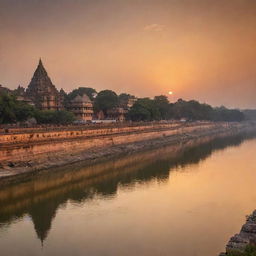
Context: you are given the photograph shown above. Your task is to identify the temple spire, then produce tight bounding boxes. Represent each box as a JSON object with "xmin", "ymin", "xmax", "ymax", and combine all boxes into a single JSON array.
[
  {"xmin": 38, "ymin": 58, "xmax": 44, "ymax": 70},
  {"xmin": 26, "ymin": 58, "xmax": 62, "ymax": 110},
  {"xmin": 32, "ymin": 58, "xmax": 48, "ymax": 78}
]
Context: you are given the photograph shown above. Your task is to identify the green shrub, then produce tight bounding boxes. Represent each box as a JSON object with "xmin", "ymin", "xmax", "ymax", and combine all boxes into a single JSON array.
[
  {"xmin": 35, "ymin": 110, "xmax": 75, "ymax": 124},
  {"xmin": 227, "ymin": 245, "xmax": 256, "ymax": 256}
]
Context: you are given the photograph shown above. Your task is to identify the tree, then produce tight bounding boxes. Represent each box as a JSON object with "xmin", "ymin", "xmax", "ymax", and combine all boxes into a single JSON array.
[
  {"xmin": 118, "ymin": 93, "xmax": 131, "ymax": 102},
  {"xmin": 68, "ymin": 87, "xmax": 97, "ymax": 101},
  {"xmin": 0, "ymin": 93, "xmax": 16, "ymax": 123},
  {"xmin": 211, "ymin": 107, "xmax": 244, "ymax": 122},
  {"xmin": 128, "ymin": 98, "xmax": 161, "ymax": 121},
  {"xmin": 171, "ymin": 99, "xmax": 191, "ymax": 119},
  {"xmin": 170, "ymin": 99, "xmax": 213, "ymax": 120},
  {"xmin": 54, "ymin": 110, "xmax": 75, "ymax": 124},
  {"xmin": 94, "ymin": 90, "xmax": 118, "ymax": 115},
  {"xmin": 118, "ymin": 93, "xmax": 135, "ymax": 105},
  {"xmin": 0, "ymin": 93, "xmax": 37, "ymax": 124},
  {"xmin": 243, "ymin": 109, "xmax": 256, "ymax": 120},
  {"xmin": 154, "ymin": 95, "xmax": 169, "ymax": 119},
  {"xmin": 14, "ymin": 102, "xmax": 36, "ymax": 122},
  {"xmin": 128, "ymin": 102, "xmax": 151, "ymax": 121}
]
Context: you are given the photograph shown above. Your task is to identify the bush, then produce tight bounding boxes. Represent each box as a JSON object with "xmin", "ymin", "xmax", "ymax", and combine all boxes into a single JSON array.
[
  {"xmin": 35, "ymin": 110, "xmax": 75, "ymax": 124},
  {"xmin": 227, "ymin": 245, "xmax": 256, "ymax": 256}
]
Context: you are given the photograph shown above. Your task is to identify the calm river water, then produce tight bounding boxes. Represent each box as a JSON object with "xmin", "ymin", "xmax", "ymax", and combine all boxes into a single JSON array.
[{"xmin": 1, "ymin": 132, "xmax": 256, "ymax": 256}]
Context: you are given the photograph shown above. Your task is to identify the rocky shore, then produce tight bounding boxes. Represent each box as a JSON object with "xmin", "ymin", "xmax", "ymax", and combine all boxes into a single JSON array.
[{"xmin": 220, "ymin": 210, "xmax": 256, "ymax": 255}]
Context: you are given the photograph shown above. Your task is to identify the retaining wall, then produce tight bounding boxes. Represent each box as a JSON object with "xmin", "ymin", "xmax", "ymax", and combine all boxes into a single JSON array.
[{"xmin": 0, "ymin": 122, "xmax": 250, "ymax": 179}]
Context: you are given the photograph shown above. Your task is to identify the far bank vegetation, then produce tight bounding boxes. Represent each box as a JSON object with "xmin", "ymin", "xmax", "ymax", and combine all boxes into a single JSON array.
[{"xmin": 0, "ymin": 87, "xmax": 247, "ymax": 125}]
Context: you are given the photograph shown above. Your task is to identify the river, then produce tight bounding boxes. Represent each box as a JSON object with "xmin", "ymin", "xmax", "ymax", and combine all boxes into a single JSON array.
[{"xmin": 0, "ymin": 132, "xmax": 256, "ymax": 256}]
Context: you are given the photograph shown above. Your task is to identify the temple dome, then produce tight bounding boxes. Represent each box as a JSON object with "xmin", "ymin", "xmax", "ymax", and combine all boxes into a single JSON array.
[{"xmin": 71, "ymin": 94, "xmax": 91, "ymax": 103}]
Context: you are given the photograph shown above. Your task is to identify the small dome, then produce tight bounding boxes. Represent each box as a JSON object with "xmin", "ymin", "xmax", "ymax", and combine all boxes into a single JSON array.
[{"xmin": 72, "ymin": 94, "xmax": 91, "ymax": 103}]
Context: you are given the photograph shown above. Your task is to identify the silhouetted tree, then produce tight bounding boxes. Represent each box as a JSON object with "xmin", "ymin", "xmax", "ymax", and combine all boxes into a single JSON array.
[
  {"xmin": 0, "ymin": 93, "xmax": 16, "ymax": 123},
  {"xmin": 153, "ymin": 95, "xmax": 170, "ymax": 119},
  {"xmin": 128, "ymin": 98, "xmax": 161, "ymax": 121},
  {"xmin": 118, "ymin": 93, "xmax": 135, "ymax": 106},
  {"xmin": 14, "ymin": 102, "xmax": 36, "ymax": 122},
  {"xmin": 0, "ymin": 93, "xmax": 36, "ymax": 124},
  {"xmin": 211, "ymin": 107, "xmax": 244, "ymax": 121},
  {"xmin": 94, "ymin": 90, "xmax": 118, "ymax": 115}
]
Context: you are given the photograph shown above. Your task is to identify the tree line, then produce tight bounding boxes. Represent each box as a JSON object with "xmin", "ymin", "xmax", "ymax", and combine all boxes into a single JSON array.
[
  {"xmin": 0, "ymin": 93, "xmax": 74, "ymax": 125},
  {"xmin": 0, "ymin": 86, "xmax": 245, "ymax": 124},
  {"xmin": 64, "ymin": 87, "xmax": 245, "ymax": 122},
  {"xmin": 128, "ymin": 97, "xmax": 245, "ymax": 122}
]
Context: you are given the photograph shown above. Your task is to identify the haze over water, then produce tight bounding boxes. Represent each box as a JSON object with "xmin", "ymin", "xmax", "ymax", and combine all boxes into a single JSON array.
[{"xmin": 0, "ymin": 133, "xmax": 256, "ymax": 256}]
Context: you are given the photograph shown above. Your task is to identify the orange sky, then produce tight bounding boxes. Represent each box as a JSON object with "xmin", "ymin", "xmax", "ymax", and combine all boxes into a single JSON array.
[{"xmin": 1, "ymin": 0, "xmax": 256, "ymax": 108}]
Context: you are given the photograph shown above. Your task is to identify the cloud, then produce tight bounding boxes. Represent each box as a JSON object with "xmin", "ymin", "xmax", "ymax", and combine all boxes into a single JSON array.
[{"xmin": 144, "ymin": 23, "xmax": 165, "ymax": 32}]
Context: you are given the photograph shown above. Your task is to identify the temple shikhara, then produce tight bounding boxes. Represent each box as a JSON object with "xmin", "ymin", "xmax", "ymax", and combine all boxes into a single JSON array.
[
  {"xmin": 1, "ymin": 59, "xmax": 135, "ymax": 122},
  {"xmin": 15, "ymin": 59, "xmax": 94, "ymax": 121},
  {"xmin": 26, "ymin": 59, "xmax": 63, "ymax": 111}
]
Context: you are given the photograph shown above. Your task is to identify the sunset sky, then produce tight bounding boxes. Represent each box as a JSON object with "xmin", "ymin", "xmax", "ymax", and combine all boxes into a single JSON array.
[{"xmin": 1, "ymin": 0, "xmax": 256, "ymax": 108}]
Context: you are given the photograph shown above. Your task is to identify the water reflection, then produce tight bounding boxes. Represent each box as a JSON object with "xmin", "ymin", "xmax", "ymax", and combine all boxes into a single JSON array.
[{"xmin": 0, "ymin": 131, "xmax": 255, "ymax": 246}]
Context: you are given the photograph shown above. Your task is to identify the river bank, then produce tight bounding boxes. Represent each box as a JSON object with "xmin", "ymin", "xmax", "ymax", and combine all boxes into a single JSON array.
[
  {"xmin": 220, "ymin": 210, "xmax": 256, "ymax": 256},
  {"xmin": 0, "ymin": 121, "xmax": 255, "ymax": 184}
]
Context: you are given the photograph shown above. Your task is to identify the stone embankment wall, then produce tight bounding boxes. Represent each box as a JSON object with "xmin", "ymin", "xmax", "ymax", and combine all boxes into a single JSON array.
[
  {"xmin": 0, "ymin": 121, "xmax": 253, "ymax": 180},
  {"xmin": 0, "ymin": 123, "xmax": 183, "ymax": 145}
]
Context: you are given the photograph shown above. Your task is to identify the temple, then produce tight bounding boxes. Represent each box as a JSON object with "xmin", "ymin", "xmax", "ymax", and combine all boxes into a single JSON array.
[
  {"xmin": 3, "ymin": 59, "xmax": 136, "ymax": 122},
  {"xmin": 26, "ymin": 59, "xmax": 63, "ymax": 110}
]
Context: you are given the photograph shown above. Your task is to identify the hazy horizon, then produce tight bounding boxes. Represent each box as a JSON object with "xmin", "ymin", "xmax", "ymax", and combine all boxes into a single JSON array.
[{"xmin": 1, "ymin": 0, "xmax": 256, "ymax": 108}]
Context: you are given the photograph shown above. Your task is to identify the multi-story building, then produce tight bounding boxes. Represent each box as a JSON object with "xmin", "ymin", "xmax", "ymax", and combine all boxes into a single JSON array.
[
  {"xmin": 107, "ymin": 107, "xmax": 126, "ymax": 122},
  {"xmin": 69, "ymin": 94, "xmax": 93, "ymax": 121}
]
